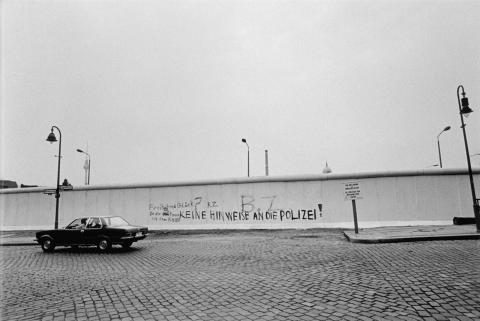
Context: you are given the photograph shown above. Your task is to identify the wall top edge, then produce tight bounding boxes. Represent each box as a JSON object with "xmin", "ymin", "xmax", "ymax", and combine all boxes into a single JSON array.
[{"xmin": 1, "ymin": 168, "xmax": 479, "ymax": 194}]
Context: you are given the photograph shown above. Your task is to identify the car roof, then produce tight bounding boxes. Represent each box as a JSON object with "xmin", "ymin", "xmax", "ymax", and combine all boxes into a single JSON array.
[
  {"xmin": 72, "ymin": 216, "xmax": 122, "ymax": 220},
  {"xmin": 78, "ymin": 216, "xmax": 120, "ymax": 218}
]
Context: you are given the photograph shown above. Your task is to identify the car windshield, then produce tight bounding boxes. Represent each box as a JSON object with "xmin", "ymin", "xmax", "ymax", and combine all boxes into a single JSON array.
[{"xmin": 103, "ymin": 216, "xmax": 130, "ymax": 227}]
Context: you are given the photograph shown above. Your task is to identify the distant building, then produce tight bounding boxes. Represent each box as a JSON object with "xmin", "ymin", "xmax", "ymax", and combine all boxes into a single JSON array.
[
  {"xmin": 0, "ymin": 180, "xmax": 18, "ymax": 189},
  {"xmin": 21, "ymin": 184, "xmax": 39, "ymax": 188},
  {"xmin": 0, "ymin": 180, "xmax": 40, "ymax": 188},
  {"xmin": 322, "ymin": 162, "xmax": 332, "ymax": 174}
]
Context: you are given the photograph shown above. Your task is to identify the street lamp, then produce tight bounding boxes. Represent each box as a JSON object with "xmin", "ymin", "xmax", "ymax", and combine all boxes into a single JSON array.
[
  {"xmin": 76, "ymin": 149, "xmax": 91, "ymax": 185},
  {"xmin": 241, "ymin": 138, "xmax": 250, "ymax": 177},
  {"xmin": 456, "ymin": 85, "xmax": 480, "ymax": 232},
  {"xmin": 46, "ymin": 126, "xmax": 62, "ymax": 229},
  {"xmin": 437, "ymin": 126, "xmax": 451, "ymax": 168}
]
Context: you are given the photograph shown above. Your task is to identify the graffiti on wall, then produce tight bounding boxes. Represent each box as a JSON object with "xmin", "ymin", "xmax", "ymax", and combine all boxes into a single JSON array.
[{"xmin": 149, "ymin": 195, "xmax": 323, "ymax": 224}]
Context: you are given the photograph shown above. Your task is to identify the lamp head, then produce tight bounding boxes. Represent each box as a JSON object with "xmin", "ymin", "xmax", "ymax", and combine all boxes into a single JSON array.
[
  {"xmin": 241, "ymin": 138, "xmax": 247, "ymax": 143},
  {"xmin": 460, "ymin": 93, "xmax": 473, "ymax": 116},
  {"xmin": 46, "ymin": 131, "xmax": 57, "ymax": 143},
  {"xmin": 76, "ymin": 149, "xmax": 84, "ymax": 153},
  {"xmin": 444, "ymin": 126, "xmax": 451, "ymax": 131}
]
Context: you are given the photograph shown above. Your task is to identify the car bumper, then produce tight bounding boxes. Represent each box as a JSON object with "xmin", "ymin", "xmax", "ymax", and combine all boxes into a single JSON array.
[{"xmin": 119, "ymin": 233, "xmax": 149, "ymax": 242}]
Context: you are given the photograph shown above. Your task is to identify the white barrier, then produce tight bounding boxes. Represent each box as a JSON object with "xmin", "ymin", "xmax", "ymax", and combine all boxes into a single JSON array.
[{"xmin": 1, "ymin": 169, "xmax": 479, "ymax": 230}]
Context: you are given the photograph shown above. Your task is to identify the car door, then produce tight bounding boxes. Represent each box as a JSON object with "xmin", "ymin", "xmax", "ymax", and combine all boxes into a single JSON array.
[
  {"xmin": 83, "ymin": 217, "xmax": 102, "ymax": 245},
  {"xmin": 58, "ymin": 218, "xmax": 85, "ymax": 245}
]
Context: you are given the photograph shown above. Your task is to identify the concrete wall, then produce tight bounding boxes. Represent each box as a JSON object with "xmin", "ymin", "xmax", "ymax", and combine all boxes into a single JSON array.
[{"xmin": 1, "ymin": 169, "xmax": 479, "ymax": 231}]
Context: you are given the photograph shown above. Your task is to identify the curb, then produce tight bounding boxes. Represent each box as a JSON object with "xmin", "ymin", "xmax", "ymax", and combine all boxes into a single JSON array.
[
  {"xmin": 0, "ymin": 241, "xmax": 38, "ymax": 246},
  {"xmin": 343, "ymin": 232, "xmax": 480, "ymax": 244}
]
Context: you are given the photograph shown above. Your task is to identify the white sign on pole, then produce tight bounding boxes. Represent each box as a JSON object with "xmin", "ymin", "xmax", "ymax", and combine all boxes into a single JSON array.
[{"xmin": 344, "ymin": 181, "xmax": 362, "ymax": 201}]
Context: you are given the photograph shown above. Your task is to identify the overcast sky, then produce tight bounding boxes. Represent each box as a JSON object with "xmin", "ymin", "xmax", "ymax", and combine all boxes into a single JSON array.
[{"xmin": 1, "ymin": 0, "xmax": 480, "ymax": 187}]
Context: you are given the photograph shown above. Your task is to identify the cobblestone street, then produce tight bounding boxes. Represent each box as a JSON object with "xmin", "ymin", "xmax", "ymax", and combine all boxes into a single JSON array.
[{"xmin": 1, "ymin": 230, "xmax": 479, "ymax": 321}]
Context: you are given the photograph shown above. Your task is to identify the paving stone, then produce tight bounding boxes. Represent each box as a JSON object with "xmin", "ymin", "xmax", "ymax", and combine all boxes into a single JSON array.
[{"xmin": 1, "ymin": 231, "xmax": 479, "ymax": 321}]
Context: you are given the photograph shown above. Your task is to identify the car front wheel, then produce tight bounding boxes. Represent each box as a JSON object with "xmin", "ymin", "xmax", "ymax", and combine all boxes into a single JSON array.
[
  {"xmin": 41, "ymin": 238, "xmax": 55, "ymax": 252},
  {"xmin": 97, "ymin": 238, "xmax": 111, "ymax": 252}
]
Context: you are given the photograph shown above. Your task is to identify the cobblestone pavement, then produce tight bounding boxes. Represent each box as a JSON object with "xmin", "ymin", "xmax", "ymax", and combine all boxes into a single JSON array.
[{"xmin": 1, "ymin": 230, "xmax": 479, "ymax": 321}]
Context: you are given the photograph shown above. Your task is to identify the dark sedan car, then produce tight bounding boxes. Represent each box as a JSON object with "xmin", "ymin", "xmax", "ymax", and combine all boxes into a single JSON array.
[{"xmin": 35, "ymin": 216, "xmax": 148, "ymax": 252}]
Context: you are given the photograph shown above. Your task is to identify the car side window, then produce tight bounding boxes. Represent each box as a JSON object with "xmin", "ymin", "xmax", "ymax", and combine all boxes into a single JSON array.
[
  {"xmin": 67, "ymin": 218, "xmax": 83, "ymax": 229},
  {"xmin": 86, "ymin": 217, "xmax": 102, "ymax": 229}
]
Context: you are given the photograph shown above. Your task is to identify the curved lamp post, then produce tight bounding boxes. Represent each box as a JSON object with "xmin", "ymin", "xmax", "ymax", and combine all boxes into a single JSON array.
[
  {"xmin": 76, "ymin": 149, "xmax": 91, "ymax": 185},
  {"xmin": 456, "ymin": 85, "xmax": 480, "ymax": 232},
  {"xmin": 46, "ymin": 126, "xmax": 62, "ymax": 229},
  {"xmin": 437, "ymin": 126, "xmax": 451, "ymax": 168},
  {"xmin": 241, "ymin": 138, "xmax": 250, "ymax": 177}
]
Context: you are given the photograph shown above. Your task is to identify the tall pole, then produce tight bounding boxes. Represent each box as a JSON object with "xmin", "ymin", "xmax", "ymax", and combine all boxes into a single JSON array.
[
  {"xmin": 83, "ymin": 158, "xmax": 88, "ymax": 185},
  {"xmin": 437, "ymin": 139, "xmax": 442, "ymax": 168},
  {"xmin": 88, "ymin": 158, "xmax": 91, "ymax": 185},
  {"xmin": 265, "ymin": 149, "xmax": 269, "ymax": 176},
  {"xmin": 77, "ymin": 149, "xmax": 91, "ymax": 185},
  {"xmin": 47, "ymin": 126, "xmax": 62, "ymax": 229},
  {"xmin": 457, "ymin": 85, "xmax": 480, "ymax": 232},
  {"xmin": 241, "ymin": 139, "xmax": 250, "ymax": 177},
  {"xmin": 437, "ymin": 126, "xmax": 450, "ymax": 168},
  {"xmin": 54, "ymin": 128, "xmax": 61, "ymax": 229}
]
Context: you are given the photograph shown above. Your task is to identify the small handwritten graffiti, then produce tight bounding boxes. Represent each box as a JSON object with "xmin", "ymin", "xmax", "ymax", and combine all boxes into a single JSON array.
[
  {"xmin": 149, "ymin": 197, "xmax": 205, "ymax": 221},
  {"xmin": 153, "ymin": 196, "xmax": 202, "ymax": 210},
  {"xmin": 149, "ymin": 195, "xmax": 323, "ymax": 224},
  {"xmin": 207, "ymin": 201, "xmax": 218, "ymax": 208}
]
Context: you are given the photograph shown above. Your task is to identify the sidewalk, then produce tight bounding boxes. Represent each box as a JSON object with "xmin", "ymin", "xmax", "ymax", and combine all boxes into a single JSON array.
[
  {"xmin": 343, "ymin": 224, "xmax": 480, "ymax": 243},
  {"xmin": 1, "ymin": 225, "xmax": 479, "ymax": 246},
  {"xmin": 0, "ymin": 231, "xmax": 37, "ymax": 246}
]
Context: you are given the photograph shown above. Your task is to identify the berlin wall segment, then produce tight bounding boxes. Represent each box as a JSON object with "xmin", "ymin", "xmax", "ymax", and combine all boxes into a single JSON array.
[
  {"xmin": 2, "ymin": 169, "xmax": 479, "ymax": 230},
  {"xmin": 149, "ymin": 195, "xmax": 323, "ymax": 224}
]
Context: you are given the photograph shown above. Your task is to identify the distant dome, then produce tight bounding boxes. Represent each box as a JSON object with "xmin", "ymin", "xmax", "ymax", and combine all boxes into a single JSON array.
[{"xmin": 322, "ymin": 162, "xmax": 332, "ymax": 174}]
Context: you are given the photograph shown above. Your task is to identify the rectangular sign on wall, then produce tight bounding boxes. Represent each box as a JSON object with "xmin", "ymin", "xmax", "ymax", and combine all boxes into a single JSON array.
[{"xmin": 344, "ymin": 181, "xmax": 362, "ymax": 201}]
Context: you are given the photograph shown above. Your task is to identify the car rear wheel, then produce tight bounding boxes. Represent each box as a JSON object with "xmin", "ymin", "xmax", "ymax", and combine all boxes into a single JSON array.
[
  {"xmin": 41, "ymin": 238, "xmax": 55, "ymax": 252},
  {"xmin": 97, "ymin": 238, "xmax": 111, "ymax": 252},
  {"xmin": 122, "ymin": 241, "xmax": 133, "ymax": 249}
]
